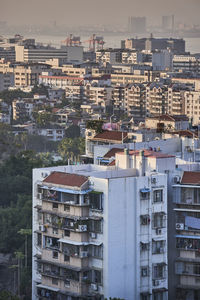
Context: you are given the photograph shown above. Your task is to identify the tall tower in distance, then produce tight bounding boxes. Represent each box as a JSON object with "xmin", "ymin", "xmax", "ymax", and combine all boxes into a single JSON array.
[
  {"xmin": 162, "ymin": 15, "xmax": 175, "ymax": 32},
  {"xmin": 128, "ymin": 16, "xmax": 146, "ymax": 34}
]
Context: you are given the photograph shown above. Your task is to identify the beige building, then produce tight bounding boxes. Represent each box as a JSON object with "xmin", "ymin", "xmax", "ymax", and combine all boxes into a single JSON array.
[
  {"xmin": 146, "ymin": 83, "xmax": 168, "ymax": 116},
  {"xmin": 14, "ymin": 63, "xmax": 50, "ymax": 87}
]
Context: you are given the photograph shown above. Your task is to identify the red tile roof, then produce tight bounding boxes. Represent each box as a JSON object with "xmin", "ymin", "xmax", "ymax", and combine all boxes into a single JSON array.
[
  {"xmin": 43, "ymin": 171, "xmax": 88, "ymax": 188},
  {"xmin": 93, "ymin": 131, "xmax": 128, "ymax": 142},
  {"xmin": 173, "ymin": 130, "xmax": 198, "ymax": 138},
  {"xmin": 148, "ymin": 114, "xmax": 189, "ymax": 122},
  {"xmin": 117, "ymin": 149, "xmax": 175, "ymax": 159},
  {"xmin": 108, "ymin": 160, "xmax": 115, "ymax": 166},
  {"xmin": 103, "ymin": 148, "xmax": 122, "ymax": 158},
  {"xmin": 181, "ymin": 171, "xmax": 200, "ymax": 185}
]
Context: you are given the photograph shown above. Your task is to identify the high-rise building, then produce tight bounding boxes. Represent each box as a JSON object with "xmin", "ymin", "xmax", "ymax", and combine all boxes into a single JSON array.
[
  {"xmin": 162, "ymin": 15, "xmax": 175, "ymax": 32},
  {"xmin": 128, "ymin": 17, "xmax": 146, "ymax": 34},
  {"xmin": 32, "ymin": 150, "xmax": 169, "ymax": 300}
]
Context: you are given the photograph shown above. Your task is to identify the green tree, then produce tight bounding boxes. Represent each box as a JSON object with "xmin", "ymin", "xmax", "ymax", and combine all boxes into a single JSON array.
[
  {"xmin": 57, "ymin": 137, "xmax": 85, "ymax": 161},
  {"xmin": 86, "ymin": 120, "xmax": 104, "ymax": 133},
  {"xmin": 0, "ymin": 290, "xmax": 20, "ymax": 300},
  {"xmin": 65, "ymin": 125, "xmax": 80, "ymax": 138}
]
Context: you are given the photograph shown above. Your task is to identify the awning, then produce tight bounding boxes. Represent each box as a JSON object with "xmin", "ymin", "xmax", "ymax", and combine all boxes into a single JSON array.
[
  {"xmin": 41, "ymin": 185, "xmax": 92, "ymax": 195},
  {"xmin": 36, "ymin": 284, "xmax": 59, "ymax": 292},
  {"xmin": 174, "ymin": 208, "xmax": 200, "ymax": 213},
  {"xmin": 89, "ymin": 241, "xmax": 102, "ymax": 246},
  {"xmin": 58, "ymin": 239, "xmax": 89, "ymax": 246},
  {"xmin": 176, "ymin": 235, "xmax": 200, "ymax": 240},
  {"xmin": 173, "ymin": 184, "xmax": 200, "ymax": 188},
  {"xmin": 58, "ymin": 239, "xmax": 102, "ymax": 246},
  {"xmin": 152, "ymin": 237, "xmax": 166, "ymax": 242},
  {"xmin": 140, "ymin": 188, "xmax": 150, "ymax": 193}
]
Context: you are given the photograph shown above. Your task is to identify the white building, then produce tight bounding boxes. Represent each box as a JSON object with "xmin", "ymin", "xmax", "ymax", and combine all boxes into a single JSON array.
[{"xmin": 32, "ymin": 149, "xmax": 169, "ymax": 300}]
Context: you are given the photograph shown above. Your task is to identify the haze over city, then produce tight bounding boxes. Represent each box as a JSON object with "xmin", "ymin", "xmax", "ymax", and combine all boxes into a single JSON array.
[{"xmin": 1, "ymin": 0, "xmax": 200, "ymax": 26}]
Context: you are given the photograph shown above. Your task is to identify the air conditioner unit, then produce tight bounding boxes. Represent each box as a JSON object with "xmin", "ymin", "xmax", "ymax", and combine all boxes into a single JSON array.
[
  {"xmin": 91, "ymin": 283, "xmax": 98, "ymax": 291},
  {"xmin": 156, "ymin": 228, "xmax": 162, "ymax": 235},
  {"xmin": 80, "ymin": 251, "xmax": 88, "ymax": 258},
  {"xmin": 40, "ymin": 225, "xmax": 46, "ymax": 232},
  {"xmin": 153, "ymin": 280, "xmax": 160, "ymax": 286},
  {"xmin": 70, "ymin": 222, "xmax": 74, "ymax": 227},
  {"xmin": 151, "ymin": 177, "xmax": 157, "ymax": 184},
  {"xmin": 79, "ymin": 225, "xmax": 87, "ymax": 232},
  {"xmin": 176, "ymin": 223, "xmax": 184, "ymax": 230},
  {"xmin": 174, "ymin": 176, "xmax": 181, "ymax": 184},
  {"xmin": 90, "ymin": 232, "xmax": 97, "ymax": 239},
  {"xmin": 37, "ymin": 193, "xmax": 42, "ymax": 200}
]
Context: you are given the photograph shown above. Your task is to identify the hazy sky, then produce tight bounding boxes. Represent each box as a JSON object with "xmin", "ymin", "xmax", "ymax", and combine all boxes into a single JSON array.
[{"xmin": 1, "ymin": 0, "xmax": 200, "ymax": 26}]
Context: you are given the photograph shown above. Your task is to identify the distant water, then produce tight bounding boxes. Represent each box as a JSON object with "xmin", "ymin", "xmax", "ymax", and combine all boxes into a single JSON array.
[{"xmin": 21, "ymin": 34, "xmax": 200, "ymax": 54}]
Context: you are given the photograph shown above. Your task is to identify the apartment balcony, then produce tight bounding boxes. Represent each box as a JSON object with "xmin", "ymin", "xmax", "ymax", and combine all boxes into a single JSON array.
[
  {"xmin": 39, "ymin": 276, "xmax": 90, "ymax": 297},
  {"xmin": 41, "ymin": 249, "xmax": 89, "ymax": 270}
]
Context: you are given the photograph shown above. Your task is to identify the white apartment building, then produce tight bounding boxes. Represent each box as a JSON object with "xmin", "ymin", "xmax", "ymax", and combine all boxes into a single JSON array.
[
  {"xmin": 37, "ymin": 126, "xmax": 65, "ymax": 142},
  {"xmin": 184, "ymin": 90, "xmax": 200, "ymax": 125},
  {"xmin": 15, "ymin": 45, "xmax": 83, "ymax": 64},
  {"xmin": 173, "ymin": 55, "xmax": 199, "ymax": 73},
  {"xmin": 96, "ymin": 50, "xmax": 122, "ymax": 64},
  {"xmin": 173, "ymin": 171, "xmax": 200, "ymax": 300},
  {"xmin": 32, "ymin": 149, "xmax": 169, "ymax": 300}
]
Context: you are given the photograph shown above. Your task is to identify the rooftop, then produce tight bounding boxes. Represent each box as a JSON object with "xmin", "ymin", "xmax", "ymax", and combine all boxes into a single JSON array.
[
  {"xmin": 117, "ymin": 149, "xmax": 175, "ymax": 159},
  {"xmin": 181, "ymin": 171, "xmax": 200, "ymax": 185},
  {"xmin": 93, "ymin": 130, "xmax": 128, "ymax": 142},
  {"xmin": 103, "ymin": 148, "xmax": 122, "ymax": 158},
  {"xmin": 43, "ymin": 171, "xmax": 88, "ymax": 188}
]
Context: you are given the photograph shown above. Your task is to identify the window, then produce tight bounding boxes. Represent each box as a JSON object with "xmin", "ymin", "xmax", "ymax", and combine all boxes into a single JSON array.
[
  {"xmin": 52, "ymin": 251, "xmax": 58, "ymax": 259},
  {"xmin": 141, "ymin": 267, "xmax": 149, "ymax": 277},
  {"xmin": 52, "ymin": 203, "xmax": 58, "ymax": 208},
  {"xmin": 140, "ymin": 242, "xmax": 150, "ymax": 251},
  {"xmin": 89, "ymin": 220, "xmax": 102, "ymax": 233},
  {"xmin": 64, "ymin": 254, "xmax": 70, "ymax": 262},
  {"xmin": 140, "ymin": 189, "xmax": 150, "ymax": 200},
  {"xmin": 90, "ymin": 192, "xmax": 103, "ymax": 211},
  {"xmin": 64, "ymin": 205, "xmax": 70, "ymax": 212},
  {"xmin": 153, "ymin": 264, "xmax": 165, "ymax": 279},
  {"xmin": 92, "ymin": 270, "xmax": 102, "ymax": 284},
  {"xmin": 52, "ymin": 278, "xmax": 58, "ymax": 285},
  {"xmin": 152, "ymin": 213, "xmax": 166, "ymax": 228},
  {"xmin": 37, "ymin": 233, "xmax": 42, "ymax": 247},
  {"xmin": 153, "ymin": 292, "xmax": 164, "ymax": 300},
  {"xmin": 140, "ymin": 215, "xmax": 150, "ymax": 225},
  {"xmin": 64, "ymin": 280, "xmax": 70, "ymax": 287},
  {"xmin": 52, "ymin": 227, "xmax": 58, "ymax": 235},
  {"xmin": 152, "ymin": 240, "xmax": 165, "ymax": 254},
  {"xmin": 64, "ymin": 230, "xmax": 70, "ymax": 237},
  {"xmin": 153, "ymin": 190, "xmax": 163, "ymax": 203},
  {"xmin": 90, "ymin": 245, "xmax": 103, "ymax": 259}
]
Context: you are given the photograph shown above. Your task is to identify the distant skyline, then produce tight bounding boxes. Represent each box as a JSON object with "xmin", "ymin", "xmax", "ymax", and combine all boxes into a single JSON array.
[{"xmin": 1, "ymin": 0, "xmax": 200, "ymax": 27}]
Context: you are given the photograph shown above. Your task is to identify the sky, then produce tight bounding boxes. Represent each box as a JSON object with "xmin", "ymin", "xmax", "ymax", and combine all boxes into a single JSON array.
[{"xmin": 1, "ymin": 0, "xmax": 200, "ymax": 26}]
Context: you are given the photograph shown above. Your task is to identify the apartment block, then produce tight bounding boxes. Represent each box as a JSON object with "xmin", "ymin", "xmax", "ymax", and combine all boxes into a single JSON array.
[
  {"xmin": 146, "ymin": 83, "xmax": 168, "ymax": 116},
  {"xmin": 173, "ymin": 171, "xmax": 200, "ymax": 300},
  {"xmin": 14, "ymin": 63, "xmax": 50, "ymax": 87},
  {"xmin": 173, "ymin": 55, "xmax": 200, "ymax": 73},
  {"xmin": 15, "ymin": 45, "xmax": 83, "ymax": 64},
  {"xmin": 96, "ymin": 50, "xmax": 122, "ymax": 64},
  {"xmin": 0, "ymin": 72, "xmax": 14, "ymax": 91},
  {"xmin": 184, "ymin": 90, "xmax": 200, "ymax": 125},
  {"xmin": 167, "ymin": 85, "xmax": 186, "ymax": 116},
  {"xmin": 125, "ymin": 83, "xmax": 146, "ymax": 120},
  {"xmin": 32, "ymin": 149, "xmax": 168, "ymax": 300}
]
